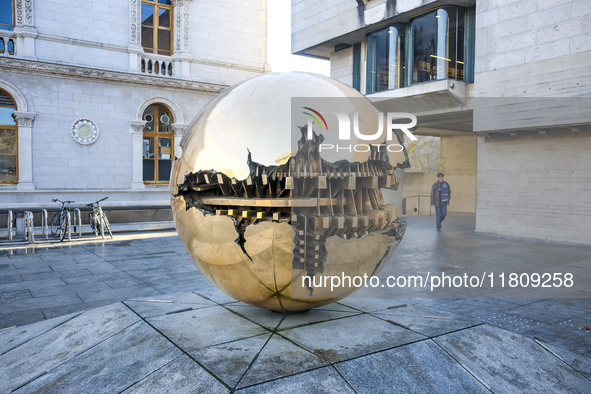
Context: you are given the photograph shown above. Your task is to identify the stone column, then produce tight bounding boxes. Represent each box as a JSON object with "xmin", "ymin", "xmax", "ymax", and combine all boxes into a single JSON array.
[
  {"xmin": 172, "ymin": 123, "xmax": 187, "ymax": 157},
  {"xmin": 14, "ymin": 0, "xmax": 37, "ymax": 59},
  {"xmin": 128, "ymin": 0, "xmax": 143, "ymax": 71},
  {"xmin": 12, "ymin": 111, "xmax": 35, "ymax": 191},
  {"xmin": 129, "ymin": 120, "xmax": 147, "ymax": 190},
  {"xmin": 173, "ymin": 0, "xmax": 193, "ymax": 78}
]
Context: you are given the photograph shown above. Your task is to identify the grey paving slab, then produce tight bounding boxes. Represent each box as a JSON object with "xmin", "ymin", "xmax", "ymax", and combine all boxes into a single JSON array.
[
  {"xmin": 0, "ymin": 308, "xmax": 46, "ymax": 329},
  {"xmin": 502, "ymin": 299, "xmax": 590, "ymax": 324},
  {"xmin": 3, "ymin": 264, "xmax": 53, "ymax": 275},
  {"xmin": 0, "ymin": 278, "xmax": 66, "ymax": 291},
  {"xmin": 129, "ymin": 291, "xmax": 216, "ymax": 305},
  {"xmin": 191, "ymin": 334, "xmax": 271, "ymax": 388},
  {"xmin": 279, "ymin": 309, "xmax": 361, "ymax": 330},
  {"xmin": 76, "ymin": 285, "xmax": 159, "ymax": 303},
  {"xmin": 336, "ymin": 340, "xmax": 489, "ymax": 393},
  {"xmin": 124, "ymin": 300, "xmax": 215, "ymax": 318},
  {"xmin": 195, "ymin": 287, "xmax": 241, "ymax": 304},
  {"xmin": 41, "ymin": 299, "xmax": 120, "ymax": 319},
  {"xmin": 526, "ymin": 314, "xmax": 591, "ymax": 355},
  {"xmin": 8, "ymin": 293, "xmax": 83, "ymax": 311},
  {"xmin": 237, "ymin": 334, "xmax": 330, "ymax": 389},
  {"xmin": 0, "ymin": 274, "xmax": 22, "ymax": 283},
  {"xmin": 336, "ymin": 297, "xmax": 425, "ymax": 313},
  {"xmin": 535, "ymin": 340, "xmax": 591, "ymax": 380},
  {"xmin": 236, "ymin": 366, "xmax": 355, "ymax": 394},
  {"xmin": 0, "ymin": 303, "xmax": 140, "ymax": 393},
  {"xmin": 0, "ymin": 311, "xmax": 82, "ymax": 355},
  {"xmin": 435, "ymin": 324, "xmax": 591, "ymax": 392},
  {"xmin": 371, "ymin": 304, "xmax": 482, "ymax": 337},
  {"xmin": 432, "ymin": 297, "xmax": 521, "ymax": 319},
  {"xmin": 0, "ymin": 289, "xmax": 31, "ymax": 302},
  {"xmin": 279, "ymin": 314, "xmax": 426, "ymax": 363},
  {"xmin": 478, "ymin": 311, "xmax": 547, "ymax": 334},
  {"xmin": 122, "ymin": 354, "xmax": 230, "ymax": 393},
  {"xmin": 147, "ymin": 305, "xmax": 268, "ymax": 351},
  {"xmin": 60, "ymin": 272, "xmax": 130, "ymax": 285},
  {"xmin": 14, "ymin": 321, "xmax": 181, "ymax": 394},
  {"xmin": 316, "ymin": 302, "xmax": 360, "ymax": 313},
  {"xmin": 30, "ymin": 282, "xmax": 111, "ymax": 298},
  {"xmin": 225, "ymin": 304, "xmax": 287, "ymax": 330}
]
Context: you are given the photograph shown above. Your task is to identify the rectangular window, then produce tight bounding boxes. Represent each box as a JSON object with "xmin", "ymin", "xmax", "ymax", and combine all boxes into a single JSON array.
[
  {"xmin": 141, "ymin": 0, "xmax": 173, "ymax": 56},
  {"xmin": 0, "ymin": 0, "xmax": 14, "ymax": 31},
  {"xmin": 366, "ymin": 26, "xmax": 405, "ymax": 94}
]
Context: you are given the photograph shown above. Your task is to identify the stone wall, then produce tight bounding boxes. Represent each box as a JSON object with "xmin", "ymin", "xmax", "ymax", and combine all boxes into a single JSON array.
[{"xmin": 476, "ymin": 129, "xmax": 591, "ymax": 245}]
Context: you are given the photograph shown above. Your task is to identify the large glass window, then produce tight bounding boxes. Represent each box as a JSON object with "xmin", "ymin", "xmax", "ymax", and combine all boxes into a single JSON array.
[
  {"xmin": 366, "ymin": 25, "xmax": 405, "ymax": 94},
  {"xmin": 0, "ymin": 0, "xmax": 14, "ymax": 31},
  {"xmin": 0, "ymin": 89, "xmax": 17, "ymax": 184},
  {"xmin": 361, "ymin": 6, "xmax": 472, "ymax": 93},
  {"xmin": 411, "ymin": 7, "xmax": 465, "ymax": 84},
  {"xmin": 142, "ymin": 104, "xmax": 174, "ymax": 183},
  {"xmin": 141, "ymin": 0, "xmax": 173, "ymax": 56}
]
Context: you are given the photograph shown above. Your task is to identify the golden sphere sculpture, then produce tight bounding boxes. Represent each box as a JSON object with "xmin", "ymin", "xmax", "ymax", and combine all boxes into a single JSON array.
[{"xmin": 171, "ymin": 72, "xmax": 408, "ymax": 312}]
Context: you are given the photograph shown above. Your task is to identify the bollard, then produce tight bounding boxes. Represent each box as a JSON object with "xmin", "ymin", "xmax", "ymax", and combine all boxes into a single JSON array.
[
  {"xmin": 41, "ymin": 209, "xmax": 49, "ymax": 239},
  {"xmin": 7, "ymin": 210, "xmax": 13, "ymax": 241},
  {"xmin": 73, "ymin": 208, "xmax": 82, "ymax": 236}
]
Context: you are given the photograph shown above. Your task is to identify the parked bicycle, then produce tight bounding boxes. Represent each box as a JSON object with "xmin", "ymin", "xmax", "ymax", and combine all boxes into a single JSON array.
[
  {"xmin": 51, "ymin": 199, "xmax": 74, "ymax": 242},
  {"xmin": 87, "ymin": 197, "xmax": 113, "ymax": 239}
]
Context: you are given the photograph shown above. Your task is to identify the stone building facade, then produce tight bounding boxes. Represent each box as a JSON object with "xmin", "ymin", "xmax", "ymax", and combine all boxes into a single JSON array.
[
  {"xmin": 292, "ymin": 0, "xmax": 591, "ymax": 245},
  {"xmin": 0, "ymin": 0, "xmax": 268, "ymax": 208}
]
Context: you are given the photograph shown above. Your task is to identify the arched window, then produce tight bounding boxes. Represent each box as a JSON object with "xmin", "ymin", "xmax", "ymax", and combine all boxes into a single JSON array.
[
  {"xmin": 142, "ymin": 104, "xmax": 174, "ymax": 183},
  {"xmin": 141, "ymin": 0, "xmax": 173, "ymax": 56},
  {"xmin": 0, "ymin": 89, "xmax": 17, "ymax": 184},
  {"xmin": 0, "ymin": 0, "xmax": 15, "ymax": 31}
]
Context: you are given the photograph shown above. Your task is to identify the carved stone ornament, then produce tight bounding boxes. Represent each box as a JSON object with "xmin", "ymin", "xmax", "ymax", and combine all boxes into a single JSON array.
[
  {"xmin": 12, "ymin": 111, "xmax": 35, "ymax": 127},
  {"xmin": 71, "ymin": 118, "xmax": 100, "ymax": 145},
  {"xmin": 15, "ymin": 0, "xmax": 34, "ymax": 27},
  {"xmin": 129, "ymin": 120, "xmax": 147, "ymax": 134},
  {"xmin": 172, "ymin": 123, "xmax": 187, "ymax": 136}
]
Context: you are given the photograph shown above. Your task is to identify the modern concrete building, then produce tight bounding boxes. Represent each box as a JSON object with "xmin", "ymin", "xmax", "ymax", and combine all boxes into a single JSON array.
[
  {"xmin": 292, "ymin": 0, "xmax": 591, "ymax": 245},
  {"xmin": 0, "ymin": 0, "xmax": 268, "ymax": 208}
]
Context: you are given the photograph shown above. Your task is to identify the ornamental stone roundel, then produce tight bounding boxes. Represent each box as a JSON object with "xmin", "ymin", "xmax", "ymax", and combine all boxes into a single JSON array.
[{"xmin": 71, "ymin": 118, "xmax": 100, "ymax": 145}]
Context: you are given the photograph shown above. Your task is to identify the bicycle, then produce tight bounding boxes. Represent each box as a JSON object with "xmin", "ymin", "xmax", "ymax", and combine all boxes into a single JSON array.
[
  {"xmin": 87, "ymin": 197, "xmax": 113, "ymax": 239},
  {"xmin": 51, "ymin": 199, "xmax": 74, "ymax": 242}
]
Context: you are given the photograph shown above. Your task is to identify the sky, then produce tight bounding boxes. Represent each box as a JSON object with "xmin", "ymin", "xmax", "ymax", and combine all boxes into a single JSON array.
[{"xmin": 267, "ymin": 1, "xmax": 330, "ymax": 75}]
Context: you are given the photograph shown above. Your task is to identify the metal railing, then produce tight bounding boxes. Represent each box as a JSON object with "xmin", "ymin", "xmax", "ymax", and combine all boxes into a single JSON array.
[
  {"xmin": 6, "ymin": 210, "xmax": 13, "ymax": 240},
  {"xmin": 73, "ymin": 208, "xmax": 82, "ymax": 237},
  {"xmin": 24, "ymin": 211, "xmax": 35, "ymax": 243},
  {"xmin": 402, "ymin": 194, "xmax": 432, "ymax": 216},
  {"xmin": 41, "ymin": 209, "xmax": 49, "ymax": 239}
]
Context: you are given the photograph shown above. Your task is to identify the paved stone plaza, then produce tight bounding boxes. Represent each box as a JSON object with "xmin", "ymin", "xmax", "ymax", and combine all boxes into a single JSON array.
[{"xmin": 1, "ymin": 215, "xmax": 590, "ymax": 392}]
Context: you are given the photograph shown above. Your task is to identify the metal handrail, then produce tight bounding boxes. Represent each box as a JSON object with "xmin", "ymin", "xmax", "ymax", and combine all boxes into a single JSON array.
[{"xmin": 403, "ymin": 194, "xmax": 432, "ymax": 216}]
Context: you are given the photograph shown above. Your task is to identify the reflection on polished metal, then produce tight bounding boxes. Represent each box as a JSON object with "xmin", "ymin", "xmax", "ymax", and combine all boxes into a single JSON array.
[{"xmin": 171, "ymin": 72, "xmax": 409, "ymax": 312}]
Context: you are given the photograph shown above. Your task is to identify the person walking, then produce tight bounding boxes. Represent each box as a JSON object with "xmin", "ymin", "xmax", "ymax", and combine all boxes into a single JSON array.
[{"xmin": 431, "ymin": 173, "xmax": 451, "ymax": 231}]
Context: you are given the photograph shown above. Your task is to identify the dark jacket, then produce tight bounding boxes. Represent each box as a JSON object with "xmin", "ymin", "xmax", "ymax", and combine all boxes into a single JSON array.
[{"xmin": 431, "ymin": 181, "xmax": 451, "ymax": 207}]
